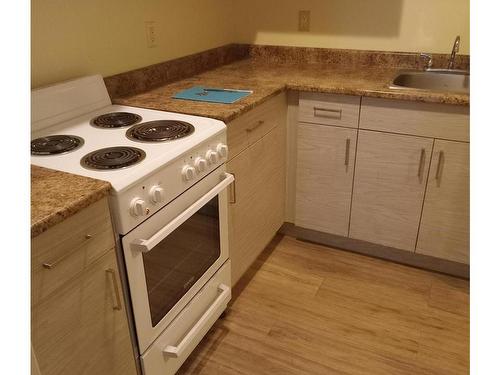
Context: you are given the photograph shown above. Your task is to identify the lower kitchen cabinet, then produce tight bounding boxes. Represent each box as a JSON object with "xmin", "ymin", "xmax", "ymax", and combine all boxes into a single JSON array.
[
  {"xmin": 31, "ymin": 199, "xmax": 136, "ymax": 375},
  {"xmin": 291, "ymin": 93, "xmax": 470, "ymax": 270},
  {"xmin": 416, "ymin": 140, "xmax": 470, "ymax": 263},
  {"xmin": 295, "ymin": 123, "xmax": 357, "ymax": 236},
  {"xmin": 32, "ymin": 248, "xmax": 136, "ymax": 375},
  {"xmin": 349, "ymin": 130, "xmax": 433, "ymax": 251},
  {"xmin": 227, "ymin": 121, "xmax": 286, "ymax": 285}
]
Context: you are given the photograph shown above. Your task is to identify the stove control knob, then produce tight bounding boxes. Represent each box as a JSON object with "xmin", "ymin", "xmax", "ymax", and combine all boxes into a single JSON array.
[
  {"xmin": 130, "ymin": 198, "xmax": 147, "ymax": 217},
  {"xmin": 149, "ymin": 186, "xmax": 165, "ymax": 204},
  {"xmin": 205, "ymin": 150, "xmax": 218, "ymax": 164},
  {"xmin": 194, "ymin": 157, "xmax": 208, "ymax": 173},
  {"xmin": 216, "ymin": 143, "xmax": 228, "ymax": 158},
  {"xmin": 182, "ymin": 165, "xmax": 196, "ymax": 181}
]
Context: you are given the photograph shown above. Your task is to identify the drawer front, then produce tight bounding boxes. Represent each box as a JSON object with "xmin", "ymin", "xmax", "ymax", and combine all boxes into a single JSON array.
[
  {"xmin": 31, "ymin": 198, "xmax": 115, "ymax": 306},
  {"xmin": 141, "ymin": 261, "xmax": 231, "ymax": 375},
  {"xmin": 360, "ymin": 97, "xmax": 470, "ymax": 142},
  {"xmin": 227, "ymin": 92, "xmax": 286, "ymax": 160},
  {"xmin": 299, "ymin": 92, "xmax": 361, "ymax": 128}
]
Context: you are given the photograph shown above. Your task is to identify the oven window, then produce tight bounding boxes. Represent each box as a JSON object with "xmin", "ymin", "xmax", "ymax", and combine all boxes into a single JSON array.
[{"xmin": 142, "ymin": 196, "xmax": 221, "ymax": 327}]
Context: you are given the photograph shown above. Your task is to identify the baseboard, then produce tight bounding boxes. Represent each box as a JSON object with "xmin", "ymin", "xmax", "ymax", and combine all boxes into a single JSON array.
[{"xmin": 279, "ymin": 222, "xmax": 469, "ymax": 279}]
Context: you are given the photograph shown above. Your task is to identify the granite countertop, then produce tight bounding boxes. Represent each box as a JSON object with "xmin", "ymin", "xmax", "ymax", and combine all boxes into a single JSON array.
[
  {"xmin": 113, "ymin": 58, "xmax": 469, "ymax": 123},
  {"xmin": 31, "ymin": 166, "xmax": 111, "ymax": 238}
]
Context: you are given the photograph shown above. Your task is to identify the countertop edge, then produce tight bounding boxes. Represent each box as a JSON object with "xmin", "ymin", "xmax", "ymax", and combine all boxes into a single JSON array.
[
  {"xmin": 113, "ymin": 83, "xmax": 469, "ymax": 124},
  {"xmin": 289, "ymin": 85, "xmax": 469, "ymax": 106},
  {"xmin": 31, "ymin": 167, "xmax": 112, "ymax": 239}
]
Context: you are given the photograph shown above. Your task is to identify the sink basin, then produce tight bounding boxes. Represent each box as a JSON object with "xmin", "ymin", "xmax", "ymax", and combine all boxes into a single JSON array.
[{"xmin": 389, "ymin": 70, "xmax": 469, "ymax": 94}]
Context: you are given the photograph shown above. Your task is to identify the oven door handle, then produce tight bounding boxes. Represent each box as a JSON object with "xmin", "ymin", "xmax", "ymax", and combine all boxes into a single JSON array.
[
  {"xmin": 130, "ymin": 173, "xmax": 234, "ymax": 253},
  {"xmin": 163, "ymin": 283, "xmax": 230, "ymax": 358}
]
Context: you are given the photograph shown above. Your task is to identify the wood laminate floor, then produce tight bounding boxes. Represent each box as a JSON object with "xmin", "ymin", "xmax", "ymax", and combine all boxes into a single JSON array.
[{"xmin": 178, "ymin": 235, "xmax": 469, "ymax": 375}]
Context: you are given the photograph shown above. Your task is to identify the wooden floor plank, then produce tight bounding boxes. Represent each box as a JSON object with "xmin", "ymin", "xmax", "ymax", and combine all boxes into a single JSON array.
[{"xmin": 179, "ymin": 235, "xmax": 469, "ymax": 374}]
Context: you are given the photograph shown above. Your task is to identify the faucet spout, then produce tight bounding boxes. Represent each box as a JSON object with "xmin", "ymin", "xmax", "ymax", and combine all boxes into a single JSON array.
[{"xmin": 447, "ymin": 35, "xmax": 461, "ymax": 70}]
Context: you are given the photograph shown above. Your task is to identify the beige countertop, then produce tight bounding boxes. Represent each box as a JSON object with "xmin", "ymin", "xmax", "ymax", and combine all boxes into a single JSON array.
[
  {"xmin": 31, "ymin": 166, "xmax": 111, "ymax": 238},
  {"xmin": 113, "ymin": 59, "xmax": 469, "ymax": 123}
]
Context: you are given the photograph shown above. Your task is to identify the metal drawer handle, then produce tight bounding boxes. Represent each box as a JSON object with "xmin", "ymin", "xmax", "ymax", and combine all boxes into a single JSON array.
[
  {"xmin": 418, "ymin": 148, "xmax": 426, "ymax": 182},
  {"xmin": 163, "ymin": 284, "xmax": 230, "ymax": 358},
  {"xmin": 435, "ymin": 151, "xmax": 445, "ymax": 186},
  {"xmin": 106, "ymin": 268, "xmax": 122, "ymax": 311},
  {"xmin": 344, "ymin": 138, "xmax": 351, "ymax": 168},
  {"xmin": 313, "ymin": 107, "xmax": 342, "ymax": 120},
  {"xmin": 42, "ymin": 234, "xmax": 93, "ymax": 269},
  {"xmin": 229, "ymin": 174, "xmax": 236, "ymax": 204},
  {"xmin": 246, "ymin": 120, "xmax": 265, "ymax": 132}
]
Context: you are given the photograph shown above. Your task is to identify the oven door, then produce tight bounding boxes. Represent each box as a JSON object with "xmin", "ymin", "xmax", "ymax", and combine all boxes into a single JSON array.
[{"xmin": 121, "ymin": 166, "xmax": 233, "ymax": 353}]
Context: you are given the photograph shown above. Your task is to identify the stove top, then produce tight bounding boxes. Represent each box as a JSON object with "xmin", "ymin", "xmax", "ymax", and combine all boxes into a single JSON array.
[
  {"xmin": 31, "ymin": 104, "xmax": 225, "ymax": 193},
  {"xmin": 31, "ymin": 75, "xmax": 226, "ymax": 194}
]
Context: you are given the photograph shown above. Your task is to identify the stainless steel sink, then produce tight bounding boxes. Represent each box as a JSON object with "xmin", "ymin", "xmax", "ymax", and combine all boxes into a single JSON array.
[{"xmin": 389, "ymin": 70, "xmax": 469, "ymax": 94}]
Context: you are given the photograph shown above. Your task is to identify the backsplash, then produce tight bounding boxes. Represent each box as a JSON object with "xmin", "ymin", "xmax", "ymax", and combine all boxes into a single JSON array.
[
  {"xmin": 104, "ymin": 44, "xmax": 250, "ymax": 99},
  {"xmin": 105, "ymin": 44, "xmax": 469, "ymax": 99},
  {"xmin": 248, "ymin": 45, "xmax": 470, "ymax": 70}
]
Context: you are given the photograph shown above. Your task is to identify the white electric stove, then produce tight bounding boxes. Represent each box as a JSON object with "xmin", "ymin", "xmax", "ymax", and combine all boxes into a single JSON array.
[{"xmin": 31, "ymin": 75, "xmax": 233, "ymax": 375}]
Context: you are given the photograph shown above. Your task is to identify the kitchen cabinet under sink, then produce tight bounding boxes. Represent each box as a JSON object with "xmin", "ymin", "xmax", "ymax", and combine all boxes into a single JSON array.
[
  {"xmin": 290, "ymin": 93, "xmax": 470, "ymax": 273},
  {"xmin": 349, "ymin": 130, "xmax": 433, "ymax": 251}
]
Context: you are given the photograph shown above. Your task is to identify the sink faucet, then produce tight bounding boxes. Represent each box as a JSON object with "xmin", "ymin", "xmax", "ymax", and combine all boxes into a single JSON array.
[
  {"xmin": 420, "ymin": 53, "xmax": 433, "ymax": 70},
  {"xmin": 447, "ymin": 35, "xmax": 460, "ymax": 70}
]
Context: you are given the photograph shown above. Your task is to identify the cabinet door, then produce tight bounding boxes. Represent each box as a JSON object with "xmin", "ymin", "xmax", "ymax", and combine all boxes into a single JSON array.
[
  {"xmin": 350, "ymin": 131, "xmax": 433, "ymax": 251},
  {"xmin": 227, "ymin": 122, "xmax": 286, "ymax": 285},
  {"xmin": 416, "ymin": 140, "xmax": 469, "ymax": 263},
  {"xmin": 295, "ymin": 123, "xmax": 357, "ymax": 236},
  {"xmin": 32, "ymin": 249, "xmax": 136, "ymax": 375}
]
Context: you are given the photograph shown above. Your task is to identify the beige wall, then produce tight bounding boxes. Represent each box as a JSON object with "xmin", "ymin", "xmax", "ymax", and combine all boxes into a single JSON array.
[
  {"xmin": 32, "ymin": 0, "xmax": 469, "ymax": 88},
  {"xmin": 31, "ymin": 0, "xmax": 235, "ymax": 88},
  {"xmin": 233, "ymin": 0, "xmax": 470, "ymax": 55}
]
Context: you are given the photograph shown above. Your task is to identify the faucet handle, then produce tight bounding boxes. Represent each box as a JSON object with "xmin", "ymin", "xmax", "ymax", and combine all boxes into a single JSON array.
[
  {"xmin": 453, "ymin": 35, "xmax": 461, "ymax": 53},
  {"xmin": 420, "ymin": 53, "xmax": 433, "ymax": 70}
]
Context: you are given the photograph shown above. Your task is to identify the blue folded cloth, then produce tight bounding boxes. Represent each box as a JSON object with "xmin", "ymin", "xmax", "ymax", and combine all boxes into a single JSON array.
[{"xmin": 172, "ymin": 86, "xmax": 253, "ymax": 104}]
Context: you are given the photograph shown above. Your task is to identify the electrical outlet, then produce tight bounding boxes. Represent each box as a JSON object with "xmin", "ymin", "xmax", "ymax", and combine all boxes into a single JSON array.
[
  {"xmin": 298, "ymin": 10, "xmax": 310, "ymax": 32},
  {"xmin": 145, "ymin": 22, "xmax": 157, "ymax": 48}
]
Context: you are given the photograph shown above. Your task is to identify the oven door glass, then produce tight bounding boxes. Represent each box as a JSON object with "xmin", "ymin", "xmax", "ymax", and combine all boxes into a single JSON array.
[{"xmin": 142, "ymin": 196, "xmax": 220, "ymax": 327}]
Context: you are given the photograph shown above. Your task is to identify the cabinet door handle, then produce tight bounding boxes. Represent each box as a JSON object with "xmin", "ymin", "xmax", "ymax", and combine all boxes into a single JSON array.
[
  {"xmin": 106, "ymin": 269, "xmax": 122, "ymax": 311},
  {"xmin": 313, "ymin": 107, "xmax": 342, "ymax": 120},
  {"xmin": 435, "ymin": 150, "xmax": 445, "ymax": 185},
  {"xmin": 246, "ymin": 120, "xmax": 265, "ymax": 132},
  {"xmin": 344, "ymin": 138, "xmax": 351, "ymax": 167},
  {"xmin": 229, "ymin": 174, "xmax": 236, "ymax": 204},
  {"xmin": 417, "ymin": 148, "xmax": 426, "ymax": 182},
  {"xmin": 42, "ymin": 234, "xmax": 93, "ymax": 269}
]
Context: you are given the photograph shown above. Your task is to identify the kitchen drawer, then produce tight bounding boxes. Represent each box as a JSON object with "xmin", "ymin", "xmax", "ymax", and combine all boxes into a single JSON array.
[
  {"xmin": 31, "ymin": 198, "xmax": 115, "ymax": 306},
  {"xmin": 141, "ymin": 261, "xmax": 231, "ymax": 375},
  {"xmin": 299, "ymin": 92, "xmax": 361, "ymax": 128},
  {"xmin": 360, "ymin": 97, "xmax": 470, "ymax": 142},
  {"xmin": 227, "ymin": 92, "xmax": 286, "ymax": 160}
]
